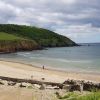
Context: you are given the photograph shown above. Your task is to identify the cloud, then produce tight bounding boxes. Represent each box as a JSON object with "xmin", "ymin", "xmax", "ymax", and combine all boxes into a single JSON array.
[
  {"xmin": 55, "ymin": 24, "xmax": 100, "ymax": 43},
  {"xmin": 0, "ymin": 0, "xmax": 100, "ymax": 43}
]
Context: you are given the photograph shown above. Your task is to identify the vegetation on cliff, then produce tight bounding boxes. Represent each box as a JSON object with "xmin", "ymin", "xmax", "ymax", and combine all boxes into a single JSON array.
[
  {"xmin": 0, "ymin": 24, "xmax": 77, "ymax": 46},
  {"xmin": 0, "ymin": 24, "xmax": 77, "ymax": 53},
  {"xmin": 0, "ymin": 32, "xmax": 39, "ymax": 53}
]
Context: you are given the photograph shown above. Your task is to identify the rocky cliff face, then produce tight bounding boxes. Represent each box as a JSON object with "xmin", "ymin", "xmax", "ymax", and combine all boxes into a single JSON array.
[
  {"xmin": 0, "ymin": 24, "xmax": 78, "ymax": 53},
  {"xmin": 0, "ymin": 40, "xmax": 40, "ymax": 53}
]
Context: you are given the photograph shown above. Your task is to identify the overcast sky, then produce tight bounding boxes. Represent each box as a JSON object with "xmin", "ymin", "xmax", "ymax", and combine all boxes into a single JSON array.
[{"xmin": 0, "ymin": 0, "xmax": 100, "ymax": 43}]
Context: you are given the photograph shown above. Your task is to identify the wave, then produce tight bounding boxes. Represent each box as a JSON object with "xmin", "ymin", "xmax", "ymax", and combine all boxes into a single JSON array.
[{"xmin": 28, "ymin": 56, "xmax": 92, "ymax": 63}]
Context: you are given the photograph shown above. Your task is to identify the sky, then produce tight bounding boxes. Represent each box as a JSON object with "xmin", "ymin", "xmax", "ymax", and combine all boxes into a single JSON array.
[{"xmin": 0, "ymin": 0, "xmax": 100, "ymax": 43}]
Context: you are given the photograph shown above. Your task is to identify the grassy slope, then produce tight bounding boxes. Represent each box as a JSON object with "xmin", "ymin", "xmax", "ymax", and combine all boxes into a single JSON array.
[
  {"xmin": 0, "ymin": 32, "xmax": 24, "ymax": 40},
  {"xmin": 0, "ymin": 24, "xmax": 77, "ymax": 47},
  {"xmin": 57, "ymin": 92, "xmax": 100, "ymax": 100}
]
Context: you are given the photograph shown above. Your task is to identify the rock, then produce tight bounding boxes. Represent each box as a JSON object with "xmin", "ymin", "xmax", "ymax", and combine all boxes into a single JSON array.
[
  {"xmin": 70, "ymin": 85, "xmax": 79, "ymax": 92},
  {"xmin": 41, "ymin": 78, "xmax": 45, "ymax": 81},
  {"xmin": 1, "ymin": 80, "xmax": 8, "ymax": 86},
  {"xmin": 39, "ymin": 84, "xmax": 45, "ymax": 90},
  {"xmin": 15, "ymin": 83, "xmax": 20, "ymax": 87},
  {"xmin": 62, "ymin": 85, "xmax": 71, "ymax": 92},
  {"xmin": 8, "ymin": 82, "xmax": 16, "ymax": 86},
  {"xmin": 46, "ymin": 86, "xmax": 59, "ymax": 89},
  {"xmin": 34, "ymin": 84, "xmax": 41, "ymax": 89},
  {"xmin": 0, "ymin": 81, "xmax": 4, "ymax": 85},
  {"xmin": 19, "ymin": 83, "xmax": 26, "ymax": 88},
  {"xmin": 63, "ymin": 79, "xmax": 77, "ymax": 85},
  {"xmin": 80, "ymin": 84, "xmax": 83, "ymax": 92},
  {"xmin": 21, "ymin": 82, "xmax": 31, "ymax": 87},
  {"xmin": 83, "ymin": 82, "xmax": 100, "ymax": 91},
  {"xmin": 54, "ymin": 86, "xmax": 60, "ymax": 90},
  {"xmin": 67, "ymin": 84, "xmax": 83, "ymax": 92},
  {"xmin": 83, "ymin": 82, "xmax": 94, "ymax": 91}
]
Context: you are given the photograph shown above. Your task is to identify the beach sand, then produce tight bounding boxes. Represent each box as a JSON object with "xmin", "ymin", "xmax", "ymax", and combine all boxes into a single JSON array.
[
  {"xmin": 0, "ymin": 60, "xmax": 100, "ymax": 100},
  {"xmin": 0, "ymin": 86, "xmax": 59, "ymax": 100},
  {"xmin": 0, "ymin": 60, "xmax": 100, "ymax": 83}
]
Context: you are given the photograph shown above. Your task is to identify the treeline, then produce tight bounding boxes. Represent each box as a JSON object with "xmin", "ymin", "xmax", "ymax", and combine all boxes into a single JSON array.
[{"xmin": 0, "ymin": 24, "xmax": 77, "ymax": 47}]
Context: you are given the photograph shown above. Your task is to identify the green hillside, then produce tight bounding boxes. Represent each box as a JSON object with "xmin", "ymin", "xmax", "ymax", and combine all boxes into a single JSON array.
[
  {"xmin": 0, "ymin": 32, "xmax": 23, "ymax": 40},
  {"xmin": 0, "ymin": 24, "xmax": 77, "ymax": 47}
]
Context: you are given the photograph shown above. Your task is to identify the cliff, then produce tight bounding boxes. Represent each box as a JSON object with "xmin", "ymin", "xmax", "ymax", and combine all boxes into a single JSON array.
[
  {"xmin": 0, "ymin": 32, "xmax": 39, "ymax": 53},
  {"xmin": 0, "ymin": 24, "xmax": 78, "ymax": 53}
]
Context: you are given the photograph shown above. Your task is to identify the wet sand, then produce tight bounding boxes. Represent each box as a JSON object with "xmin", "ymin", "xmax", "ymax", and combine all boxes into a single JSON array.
[{"xmin": 0, "ymin": 60, "xmax": 100, "ymax": 83}]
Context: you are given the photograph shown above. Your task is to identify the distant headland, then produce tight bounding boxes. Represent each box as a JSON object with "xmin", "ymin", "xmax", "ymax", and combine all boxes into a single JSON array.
[{"xmin": 0, "ymin": 24, "xmax": 78, "ymax": 53}]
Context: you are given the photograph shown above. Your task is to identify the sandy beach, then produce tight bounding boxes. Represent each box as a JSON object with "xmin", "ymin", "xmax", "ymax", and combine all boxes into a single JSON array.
[
  {"xmin": 0, "ymin": 60, "xmax": 100, "ymax": 83},
  {"xmin": 0, "ymin": 60, "xmax": 100, "ymax": 100}
]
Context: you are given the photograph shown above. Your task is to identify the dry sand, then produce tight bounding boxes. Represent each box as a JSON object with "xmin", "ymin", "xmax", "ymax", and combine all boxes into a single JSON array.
[
  {"xmin": 0, "ymin": 60, "xmax": 100, "ymax": 83},
  {"xmin": 0, "ymin": 60, "xmax": 100, "ymax": 100},
  {"xmin": 0, "ymin": 86, "xmax": 59, "ymax": 100}
]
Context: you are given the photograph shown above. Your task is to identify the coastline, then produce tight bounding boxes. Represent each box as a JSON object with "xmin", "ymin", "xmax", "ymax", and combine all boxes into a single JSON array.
[{"xmin": 0, "ymin": 60, "xmax": 100, "ymax": 83}]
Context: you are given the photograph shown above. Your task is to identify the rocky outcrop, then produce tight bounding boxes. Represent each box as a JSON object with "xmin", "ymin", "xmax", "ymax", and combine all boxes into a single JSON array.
[
  {"xmin": 0, "ymin": 40, "xmax": 40, "ymax": 53},
  {"xmin": 0, "ymin": 76, "xmax": 99, "ymax": 92},
  {"xmin": 0, "ymin": 76, "xmax": 63, "ymax": 89},
  {"xmin": 63, "ymin": 80, "xmax": 100, "ymax": 92}
]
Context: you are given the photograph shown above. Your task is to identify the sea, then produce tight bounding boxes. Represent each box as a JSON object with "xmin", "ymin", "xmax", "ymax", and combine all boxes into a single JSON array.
[{"xmin": 0, "ymin": 43, "xmax": 100, "ymax": 74}]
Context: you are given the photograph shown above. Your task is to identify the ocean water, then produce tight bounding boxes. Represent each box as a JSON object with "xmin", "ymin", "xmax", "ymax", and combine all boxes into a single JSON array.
[{"xmin": 0, "ymin": 43, "xmax": 100, "ymax": 74}]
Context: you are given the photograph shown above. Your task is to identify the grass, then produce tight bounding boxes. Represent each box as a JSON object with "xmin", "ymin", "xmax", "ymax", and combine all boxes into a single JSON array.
[
  {"xmin": 0, "ymin": 24, "xmax": 77, "ymax": 47},
  {"xmin": 27, "ymin": 85, "xmax": 33, "ymax": 89},
  {"xmin": 79, "ymin": 92, "xmax": 100, "ymax": 100},
  {"xmin": 0, "ymin": 32, "xmax": 24, "ymax": 40},
  {"xmin": 56, "ymin": 91, "xmax": 100, "ymax": 100}
]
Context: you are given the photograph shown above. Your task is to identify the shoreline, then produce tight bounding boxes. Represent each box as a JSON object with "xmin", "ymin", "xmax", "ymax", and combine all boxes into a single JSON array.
[
  {"xmin": 0, "ymin": 59, "xmax": 100, "ymax": 76},
  {"xmin": 0, "ymin": 60, "xmax": 100, "ymax": 83}
]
